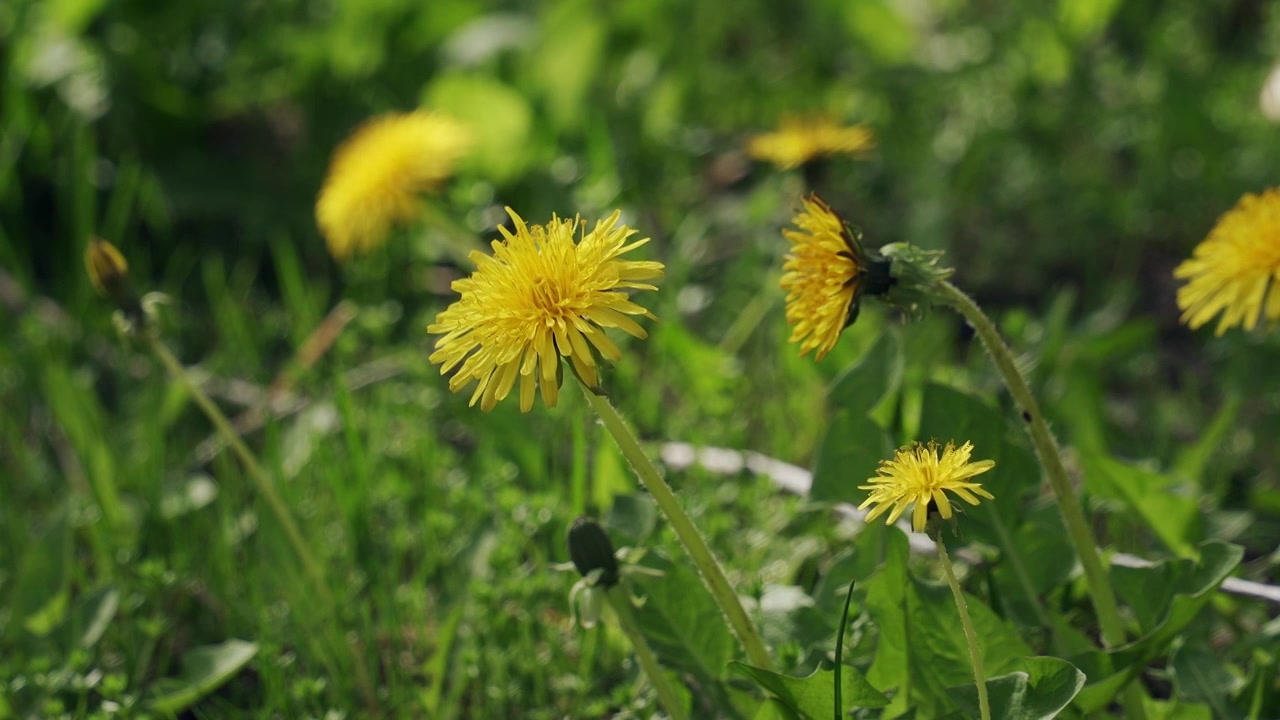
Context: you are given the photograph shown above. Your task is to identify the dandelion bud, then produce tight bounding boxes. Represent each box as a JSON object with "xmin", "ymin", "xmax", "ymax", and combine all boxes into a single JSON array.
[
  {"xmin": 85, "ymin": 238, "xmax": 130, "ymax": 302},
  {"xmin": 567, "ymin": 516, "xmax": 619, "ymax": 588}
]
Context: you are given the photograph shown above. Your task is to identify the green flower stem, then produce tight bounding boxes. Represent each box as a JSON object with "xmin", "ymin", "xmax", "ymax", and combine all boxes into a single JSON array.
[
  {"xmin": 147, "ymin": 335, "xmax": 378, "ymax": 707},
  {"xmin": 937, "ymin": 283, "xmax": 1125, "ymax": 640},
  {"xmin": 149, "ymin": 336, "xmax": 328, "ymax": 595},
  {"xmin": 935, "ymin": 537, "xmax": 990, "ymax": 720},
  {"xmin": 581, "ymin": 386, "xmax": 775, "ymax": 671},
  {"xmin": 605, "ymin": 586, "xmax": 690, "ymax": 720},
  {"xmin": 937, "ymin": 282, "xmax": 1149, "ymax": 719}
]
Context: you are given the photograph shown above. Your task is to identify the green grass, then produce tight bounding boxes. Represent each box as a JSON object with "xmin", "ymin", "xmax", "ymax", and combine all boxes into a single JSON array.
[{"xmin": 4, "ymin": 0, "xmax": 1280, "ymax": 717}]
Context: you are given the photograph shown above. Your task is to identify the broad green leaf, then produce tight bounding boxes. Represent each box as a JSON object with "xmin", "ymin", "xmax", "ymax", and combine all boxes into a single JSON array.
[
  {"xmin": 424, "ymin": 73, "xmax": 533, "ymax": 182},
  {"xmin": 1083, "ymin": 454, "xmax": 1199, "ymax": 555},
  {"xmin": 946, "ymin": 656, "xmax": 1086, "ymax": 720},
  {"xmin": 730, "ymin": 663, "xmax": 888, "ymax": 719},
  {"xmin": 1143, "ymin": 698, "xmax": 1214, "ymax": 719},
  {"xmin": 752, "ymin": 697, "xmax": 802, "ymax": 720},
  {"xmin": 1171, "ymin": 641, "xmax": 1243, "ymax": 716},
  {"xmin": 809, "ymin": 411, "xmax": 893, "ymax": 504},
  {"xmin": 631, "ymin": 555, "xmax": 736, "ymax": 685},
  {"xmin": 828, "ymin": 332, "xmax": 902, "ymax": 419},
  {"xmin": 863, "ymin": 525, "xmax": 1031, "ymax": 717},
  {"xmin": 1072, "ymin": 541, "xmax": 1244, "ymax": 712},
  {"xmin": 147, "ymin": 639, "xmax": 259, "ymax": 714}
]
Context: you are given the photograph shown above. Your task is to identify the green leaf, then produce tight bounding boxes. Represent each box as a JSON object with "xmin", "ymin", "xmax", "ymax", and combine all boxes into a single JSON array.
[
  {"xmin": 424, "ymin": 73, "xmax": 534, "ymax": 182},
  {"xmin": 630, "ymin": 555, "xmax": 736, "ymax": 685},
  {"xmin": 1082, "ymin": 454, "xmax": 1200, "ymax": 555},
  {"xmin": 946, "ymin": 656, "xmax": 1086, "ymax": 720},
  {"xmin": 730, "ymin": 663, "xmax": 888, "ymax": 719},
  {"xmin": 751, "ymin": 697, "xmax": 802, "ymax": 720},
  {"xmin": 809, "ymin": 411, "xmax": 893, "ymax": 505},
  {"xmin": 1171, "ymin": 641, "xmax": 1243, "ymax": 716},
  {"xmin": 863, "ymin": 527, "xmax": 1032, "ymax": 716},
  {"xmin": 147, "ymin": 639, "xmax": 259, "ymax": 714},
  {"xmin": 1072, "ymin": 541, "xmax": 1244, "ymax": 712},
  {"xmin": 828, "ymin": 332, "xmax": 902, "ymax": 419}
]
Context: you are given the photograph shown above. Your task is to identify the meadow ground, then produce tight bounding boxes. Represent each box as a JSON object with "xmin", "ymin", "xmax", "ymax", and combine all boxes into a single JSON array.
[{"xmin": 3, "ymin": 1, "xmax": 1280, "ymax": 718}]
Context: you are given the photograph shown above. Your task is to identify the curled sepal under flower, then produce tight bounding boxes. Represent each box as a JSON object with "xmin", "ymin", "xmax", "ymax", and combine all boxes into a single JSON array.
[
  {"xmin": 428, "ymin": 208, "xmax": 664, "ymax": 412},
  {"xmin": 858, "ymin": 440, "xmax": 995, "ymax": 533},
  {"xmin": 1174, "ymin": 187, "xmax": 1280, "ymax": 335},
  {"xmin": 780, "ymin": 194, "xmax": 891, "ymax": 360},
  {"xmin": 877, "ymin": 242, "xmax": 955, "ymax": 319}
]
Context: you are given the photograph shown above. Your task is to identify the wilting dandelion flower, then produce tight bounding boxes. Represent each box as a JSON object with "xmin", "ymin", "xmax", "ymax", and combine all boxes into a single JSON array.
[
  {"xmin": 315, "ymin": 110, "xmax": 471, "ymax": 260},
  {"xmin": 780, "ymin": 194, "xmax": 887, "ymax": 360},
  {"xmin": 428, "ymin": 208, "xmax": 664, "ymax": 412},
  {"xmin": 747, "ymin": 115, "xmax": 874, "ymax": 170},
  {"xmin": 859, "ymin": 441, "xmax": 995, "ymax": 533},
  {"xmin": 1174, "ymin": 187, "xmax": 1280, "ymax": 335}
]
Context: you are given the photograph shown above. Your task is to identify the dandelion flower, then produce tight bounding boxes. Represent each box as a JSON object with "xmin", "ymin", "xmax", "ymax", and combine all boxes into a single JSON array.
[
  {"xmin": 858, "ymin": 441, "xmax": 995, "ymax": 533},
  {"xmin": 428, "ymin": 208, "xmax": 664, "ymax": 412},
  {"xmin": 1174, "ymin": 188, "xmax": 1280, "ymax": 335},
  {"xmin": 747, "ymin": 115, "xmax": 874, "ymax": 170},
  {"xmin": 780, "ymin": 194, "xmax": 885, "ymax": 360},
  {"xmin": 316, "ymin": 110, "xmax": 471, "ymax": 260}
]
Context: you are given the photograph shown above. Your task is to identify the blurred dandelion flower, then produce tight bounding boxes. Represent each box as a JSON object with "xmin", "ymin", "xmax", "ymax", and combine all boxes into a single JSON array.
[
  {"xmin": 859, "ymin": 441, "xmax": 995, "ymax": 533},
  {"xmin": 315, "ymin": 110, "xmax": 471, "ymax": 260},
  {"xmin": 780, "ymin": 194, "xmax": 886, "ymax": 360},
  {"xmin": 1174, "ymin": 187, "xmax": 1280, "ymax": 335},
  {"xmin": 747, "ymin": 115, "xmax": 874, "ymax": 170},
  {"xmin": 428, "ymin": 208, "xmax": 664, "ymax": 412}
]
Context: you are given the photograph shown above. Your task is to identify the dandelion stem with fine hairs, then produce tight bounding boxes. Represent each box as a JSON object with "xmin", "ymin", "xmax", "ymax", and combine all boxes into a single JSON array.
[
  {"xmin": 581, "ymin": 385, "xmax": 775, "ymax": 671},
  {"xmin": 935, "ymin": 537, "xmax": 990, "ymax": 720},
  {"xmin": 937, "ymin": 281, "xmax": 1147, "ymax": 719},
  {"xmin": 606, "ymin": 587, "xmax": 690, "ymax": 720}
]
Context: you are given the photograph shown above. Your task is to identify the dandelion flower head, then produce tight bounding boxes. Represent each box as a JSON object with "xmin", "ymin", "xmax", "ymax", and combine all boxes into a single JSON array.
[
  {"xmin": 747, "ymin": 115, "xmax": 874, "ymax": 170},
  {"xmin": 1174, "ymin": 187, "xmax": 1280, "ymax": 335},
  {"xmin": 316, "ymin": 110, "xmax": 471, "ymax": 260},
  {"xmin": 428, "ymin": 208, "xmax": 664, "ymax": 412},
  {"xmin": 780, "ymin": 194, "xmax": 870, "ymax": 360},
  {"xmin": 858, "ymin": 441, "xmax": 995, "ymax": 533}
]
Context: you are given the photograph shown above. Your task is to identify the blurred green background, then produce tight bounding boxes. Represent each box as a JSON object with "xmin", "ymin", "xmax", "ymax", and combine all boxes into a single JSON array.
[{"xmin": 3, "ymin": 0, "xmax": 1280, "ymax": 717}]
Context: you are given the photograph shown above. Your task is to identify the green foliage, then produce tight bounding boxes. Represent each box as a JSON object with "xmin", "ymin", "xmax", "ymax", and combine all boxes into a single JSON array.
[{"xmin": 3, "ymin": 0, "xmax": 1280, "ymax": 716}]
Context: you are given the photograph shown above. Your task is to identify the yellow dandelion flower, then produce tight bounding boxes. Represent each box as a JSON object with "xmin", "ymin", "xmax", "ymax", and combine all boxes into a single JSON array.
[
  {"xmin": 315, "ymin": 110, "xmax": 471, "ymax": 261},
  {"xmin": 428, "ymin": 208, "xmax": 664, "ymax": 412},
  {"xmin": 1174, "ymin": 187, "xmax": 1280, "ymax": 335},
  {"xmin": 747, "ymin": 115, "xmax": 874, "ymax": 170},
  {"xmin": 858, "ymin": 441, "xmax": 995, "ymax": 533},
  {"xmin": 780, "ymin": 194, "xmax": 887, "ymax": 360}
]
